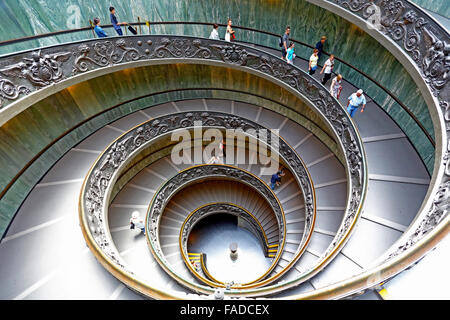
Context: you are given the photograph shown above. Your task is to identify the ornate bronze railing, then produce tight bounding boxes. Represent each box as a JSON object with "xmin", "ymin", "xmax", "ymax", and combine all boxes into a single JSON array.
[
  {"xmin": 147, "ymin": 164, "xmax": 286, "ymax": 291},
  {"xmin": 75, "ymin": 36, "xmax": 366, "ymax": 298},
  {"xmin": 179, "ymin": 203, "xmax": 279, "ymax": 286},
  {"xmin": 0, "ymin": 20, "xmax": 435, "ymax": 156},
  {"xmin": 102, "ymin": 111, "xmax": 319, "ymax": 291},
  {"xmin": 90, "ymin": 110, "xmax": 319, "ymax": 292},
  {"xmin": 283, "ymin": 0, "xmax": 448, "ymax": 299},
  {"xmin": 0, "ymin": 0, "xmax": 445, "ymax": 299}
]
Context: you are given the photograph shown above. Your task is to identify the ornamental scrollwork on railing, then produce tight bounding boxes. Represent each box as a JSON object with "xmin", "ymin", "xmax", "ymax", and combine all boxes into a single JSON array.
[
  {"xmin": 153, "ymin": 37, "xmax": 212, "ymax": 59},
  {"xmin": 0, "ymin": 35, "xmax": 364, "ymax": 289},
  {"xmin": 72, "ymin": 39, "xmax": 148, "ymax": 74},
  {"xmin": 50, "ymin": 36, "xmax": 364, "ymax": 284},
  {"xmin": 146, "ymin": 165, "xmax": 285, "ymax": 262},
  {"xmin": 331, "ymin": 0, "xmax": 449, "ymax": 97},
  {"xmin": 0, "ymin": 49, "xmax": 71, "ymax": 87},
  {"xmin": 82, "ymin": 111, "xmax": 316, "ymax": 273},
  {"xmin": 0, "ymin": 78, "xmax": 30, "ymax": 108},
  {"xmin": 179, "ymin": 203, "xmax": 271, "ymax": 255},
  {"xmin": 324, "ymin": 0, "xmax": 449, "ymax": 263}
]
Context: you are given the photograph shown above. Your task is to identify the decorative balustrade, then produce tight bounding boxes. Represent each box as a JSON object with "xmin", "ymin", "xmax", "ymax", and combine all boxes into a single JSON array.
[
  {"xmin": 67, "ymin": 36, "xmax": 368, "ymax": 298},
  {"xmin": 0, "ymin": 0, "xmax": 445, "ymax": 299},
  {"xmin": 147, "ymin": 165, "xmax": 285, "ymax": 289}
]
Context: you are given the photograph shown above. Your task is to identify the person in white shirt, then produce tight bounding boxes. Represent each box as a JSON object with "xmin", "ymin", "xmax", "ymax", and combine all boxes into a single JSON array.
[
  {"xmin": 209, "ymin": 24, "xmax": 220, "ymax": 40},
  {"xmin": 347, "ymin": 89, "xmax": 367, "ymax": 118},
  {"xmin": 330, "ymin": 74, "xmax": 343, "ymax": 99},
  {"xmin": 130, "ymin": 211, "xmax": 145, "ymax": 235},
  {"xmin": 320, "ymin": 54, "xmax": 334, "ymax": 85},
  {"xmin": 309, "ymin": 48, "xmax": 319, "ymax": 75}
]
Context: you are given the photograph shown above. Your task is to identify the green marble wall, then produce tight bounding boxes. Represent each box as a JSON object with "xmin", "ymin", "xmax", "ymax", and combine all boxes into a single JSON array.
[
  {"xmin": 0, "ymin": 63, "xmax": 339, "ymax": 238},
  {"xmin": 0, "ymin": 0, "xmax": 435, "ymax": 172},
  {"xmin": 410, "ymin": 0, "xmax": 450, "ymax": 18}
]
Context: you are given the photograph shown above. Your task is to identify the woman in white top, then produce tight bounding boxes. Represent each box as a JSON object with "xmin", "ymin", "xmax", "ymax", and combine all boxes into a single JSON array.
[
  {"xmin": 309, "ymin": 48, "xmax": 319, "ymax": 75},
  {"xmin": 225, "ymin": 19, "xmax": 235, "ymax": 42},
  {"xmin": 330, "ymin": 74, "xmax": 343, "ymax": 99},
  {"xmin": 320, "ymin": 54, "xmax": 334, "ymax": 85},
  {"xmin": 130, "ymin": 211, "xmax": 145, "ymax": 234},
  {"xmin": 209, "ymin": 23, "xmax": 220, "ymax": 40}
]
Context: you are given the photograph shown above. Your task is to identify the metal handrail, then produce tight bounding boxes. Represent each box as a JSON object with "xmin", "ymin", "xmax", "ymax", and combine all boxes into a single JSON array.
[
  {"xmin": 73, "ymin": 35, "xmax": 366, "ymax": 298},
  {"xmin": 0, "ymin": 20, "xmax": 434, "ymax": 148},
  {"xmin": 145, "ymin": 163, "xmax": 287, "ymax": 292},
  {"xmin": 179, "ymin": 202, "xmax": 277, "ymax": 287}
]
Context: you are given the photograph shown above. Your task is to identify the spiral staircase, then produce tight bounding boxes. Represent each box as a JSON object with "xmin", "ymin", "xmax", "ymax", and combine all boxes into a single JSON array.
[{"xmin": 0, "ymin": 0, "xmax": 448, "ymax": 300}]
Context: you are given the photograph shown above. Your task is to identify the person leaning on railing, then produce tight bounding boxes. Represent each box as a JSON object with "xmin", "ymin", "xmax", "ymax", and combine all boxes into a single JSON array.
[
  {"xmin": 93, "ymin": 17, "xmax": 108, "ymax": 38},
  {"xmin": 109, "ymin": 6, "xmax": 127, "ymax": 36}
]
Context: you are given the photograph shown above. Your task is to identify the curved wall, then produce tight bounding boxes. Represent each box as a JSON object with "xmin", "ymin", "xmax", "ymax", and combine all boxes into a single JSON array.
[
  {"xmin": 0, "ymin": 0, "xmax": 435, "ymax": 172},
  {"xmin": 0, "ymin": 63, "xmax": 338, "ymax": 238},
  {"xmin": 410, "ymin": 0, "xmax": 450, "ymax": 18}
]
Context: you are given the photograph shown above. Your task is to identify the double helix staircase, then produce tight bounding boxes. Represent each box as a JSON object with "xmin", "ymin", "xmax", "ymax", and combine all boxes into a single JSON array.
[
  {"xmin": 1, "ymin": 0, "xmax": 447, "ymax": 298},
  {"xmin": 0, "ymin": 94, "xmax": 429, "ymax": 299}
]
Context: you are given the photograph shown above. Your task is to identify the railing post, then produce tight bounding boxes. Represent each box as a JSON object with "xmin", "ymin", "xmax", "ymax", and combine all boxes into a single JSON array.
[{"xmin": 138, "ymin": 16, "xmax": 142, "ymax": 34}]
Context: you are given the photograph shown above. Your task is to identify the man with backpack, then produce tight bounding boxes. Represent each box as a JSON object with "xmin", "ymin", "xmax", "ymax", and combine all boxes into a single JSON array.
[{"xmin": 280, "ymin": 26, "xmax": 290, "ymax": 61}]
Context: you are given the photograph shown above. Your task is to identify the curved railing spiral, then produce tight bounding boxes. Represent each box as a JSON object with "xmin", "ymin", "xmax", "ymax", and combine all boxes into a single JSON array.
[
  {"xmin": 81, "ymin": 109, "xmax": 321, "ymax": 295},
  {"xmin": 147, "ymin": 164, "xmax": 286, "ymax": 290},
  {"xmin": 180, "ymin": 203, "xmax": 279, "ymax": 285},
  {"xmin": 0, "ymin": 20, "xmax": 435, "ymax": 175},
  {"xmin": 0, "ymin": 0, "xmax": 445, "ymax": 299},
  {"xmin": 180, "ymin": 202, "xmax": 273, "ymax": 260},
  {"xmin": 74, "ymin": 36, "xmax": 366, "ymax": 298},
  {"xmin": 282, "ymin": 0, "xmax": 448, "ymax": 299}
]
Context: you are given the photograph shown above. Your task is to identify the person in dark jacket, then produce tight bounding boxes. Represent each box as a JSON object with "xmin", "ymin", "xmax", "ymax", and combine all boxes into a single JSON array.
[
  {"xmin": 315, "ymin": 36, "xmax": 327, "ymax": 60},
  {"xmin": 109, "ymin": 6, "xmax": 127, "ymax": 36},
  {"xmin": 270, "ymin": 169, "xmax": 285, "ymax": 190}
]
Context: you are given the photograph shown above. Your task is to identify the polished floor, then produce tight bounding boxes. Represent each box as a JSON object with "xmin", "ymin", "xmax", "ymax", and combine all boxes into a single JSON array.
[{"xmin": 188, "ymin": 215, "xmax": 272, "ymax": 284}]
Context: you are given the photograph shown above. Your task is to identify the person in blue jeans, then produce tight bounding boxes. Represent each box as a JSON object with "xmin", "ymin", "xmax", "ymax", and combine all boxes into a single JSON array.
[
  {"xmin": 110, "ymin": 6, "xmax": 127, "ymax": 36},
  {"xmin": 270, "ymin": 170, "xmax": 285, "ymax": 190},
  {"xmin": 347, "ymin": 89, "xmax": 366, "ymax": 118},
  {"xmin": 93, "ymin": 18, "xmax": 108, "ymax": 38}
]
